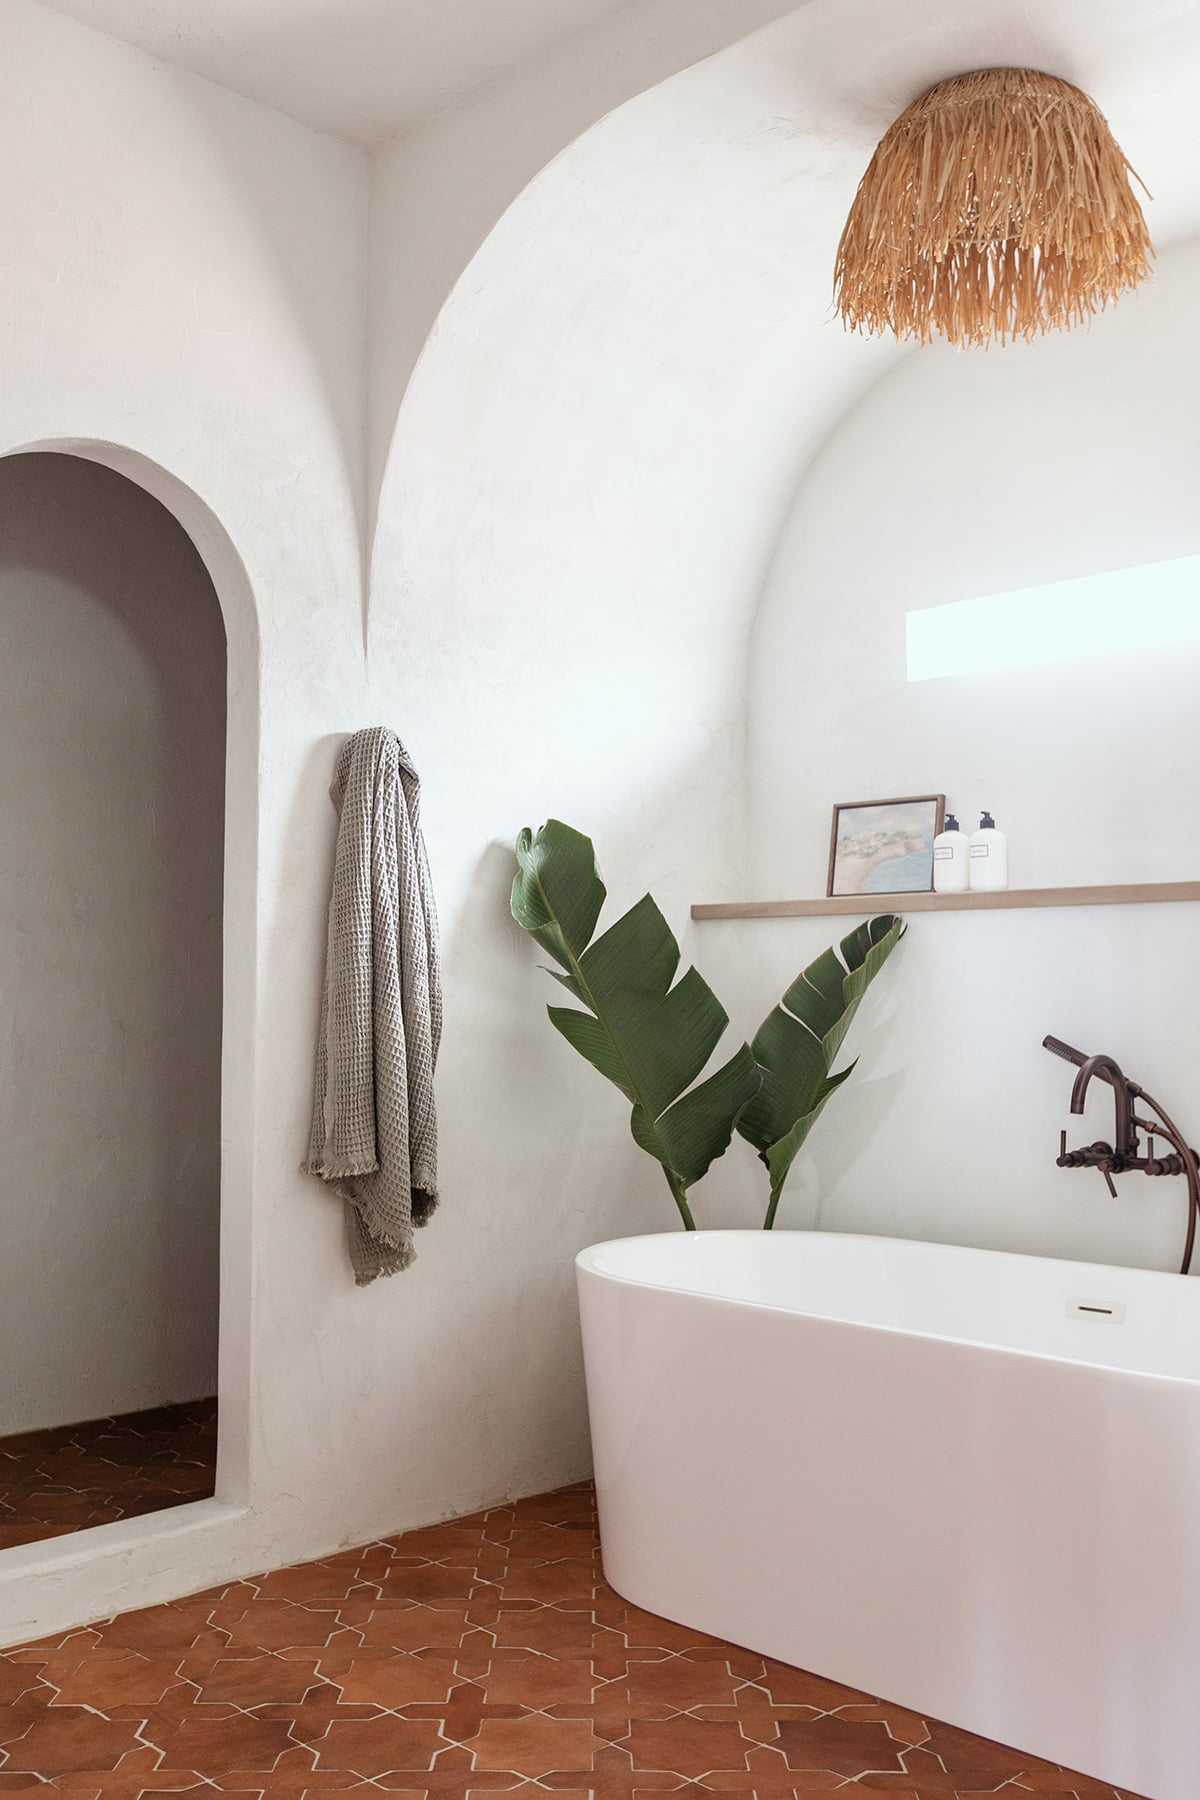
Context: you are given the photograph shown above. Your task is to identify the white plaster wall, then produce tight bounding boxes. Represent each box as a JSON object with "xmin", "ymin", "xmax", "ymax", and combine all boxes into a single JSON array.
[
  {"xmin": 0, "ymin": 453, "xmax": 225, "ymax": 1437},
  {"xmin": 365, "ymin": 0, "xmax": 816, "ymax": 513},
  {"xmin": 363, "ymin": 0, "xmax": 1200, "ymax": 1553},
  {"xmin": 0, "ymin": 0, "xmax": 369, "ymax": 1640},
  {"xmin": 0, "ymin": 0, "xmax": 820, "ymax": 1645},
  {"xmin": 366, "ymin": 0, "xmax": 1200, "ymax": 523},
  {"xmin": 365, "ymin": 13, "xmax": 904, "ymax": 1372},
  {"xmin": 741, "ymin": 235, "xmax": 1200, "ymax": 1275}
]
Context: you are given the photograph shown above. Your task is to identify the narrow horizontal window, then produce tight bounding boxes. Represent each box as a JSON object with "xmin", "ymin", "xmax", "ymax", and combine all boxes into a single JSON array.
[{"xmin": 905, "ymin": 556, "xmax": 1200, "ymax": 682}]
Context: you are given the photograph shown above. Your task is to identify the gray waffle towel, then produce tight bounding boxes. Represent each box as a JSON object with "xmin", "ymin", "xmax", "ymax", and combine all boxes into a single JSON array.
[{"xmin": 304, "ymin": 728, "xmax": 442, "ymax": 1284}]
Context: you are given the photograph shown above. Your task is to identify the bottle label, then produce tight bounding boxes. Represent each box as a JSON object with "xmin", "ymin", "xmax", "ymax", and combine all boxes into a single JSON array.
[
  {"xmin": 970, "ymin": 843, "xmax": 990, "ymax": 858},
  {"xmin": 934, "ymin": 845, "xmax": 955, "ymax": 861}
]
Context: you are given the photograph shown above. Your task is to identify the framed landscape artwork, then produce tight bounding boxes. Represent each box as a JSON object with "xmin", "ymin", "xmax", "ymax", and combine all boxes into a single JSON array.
[{"xmin": 827, "ymin": 795, "xmax": 945, "ymax": 897}]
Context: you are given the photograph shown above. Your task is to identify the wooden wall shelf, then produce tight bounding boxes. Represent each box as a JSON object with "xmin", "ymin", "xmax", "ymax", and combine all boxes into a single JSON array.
[{"xmin": 691, "ymin": 881, "xmax": 1200, "ymax": 921}]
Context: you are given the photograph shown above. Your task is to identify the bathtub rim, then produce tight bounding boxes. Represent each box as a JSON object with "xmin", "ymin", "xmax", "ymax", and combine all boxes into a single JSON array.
[{"xmin": 576, "ymin": 1227, "xmax": 1200, "ymax": 1385}]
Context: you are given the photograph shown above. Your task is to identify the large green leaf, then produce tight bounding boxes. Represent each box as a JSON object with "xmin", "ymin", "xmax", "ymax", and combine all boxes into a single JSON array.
[
  {"xmin": 631, "ymin": 1043, "xmax": 760, "ymax": 1186},
  {"xmin": 512, "ymin": 820, "xmax": 760, "ymax": 1227},
  {"xmin": 739, "ymin": 914, "xmax": 904, "ymax": 1227},
  {"xmin": 513, "ymin": 823, "xmax": 604, "ymax": 977}
]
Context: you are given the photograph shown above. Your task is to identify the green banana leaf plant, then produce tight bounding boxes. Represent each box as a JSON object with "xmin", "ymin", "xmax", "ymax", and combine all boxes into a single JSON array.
[
  {"xmin": 511, "ymin": 819, "xmax": 903, "ymax": 1230},
  {"xmin": 737, "ymin": 915, "xmax": 904, "ymax": 1227},
  {"xmin": 511, "ymin": 819, "xmax": 758, "ymax": 1228}
]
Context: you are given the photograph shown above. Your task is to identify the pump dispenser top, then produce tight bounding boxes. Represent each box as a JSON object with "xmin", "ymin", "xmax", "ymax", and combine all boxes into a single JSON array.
[
  {"xmin": 932, "ymin": 811, "xmax": 970, "ymax": 893},
  {"xmin": 969, "ymin": 811, "xmax": 1008, "ymax": 891}
]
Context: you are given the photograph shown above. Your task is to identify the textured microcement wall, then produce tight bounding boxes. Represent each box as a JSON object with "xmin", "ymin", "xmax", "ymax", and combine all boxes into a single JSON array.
[
  {"xmin": 742, "ymin": 233, "xmax": 1200, "ymax": 1274},
  {"xmin": 0, "ymin": 0, "xmax": 367, "ymax": 1645},
  {"xmin": 365, "ymin": 0, "xmax": 836, "ymax": 511},
  {"xmin": 0, "ymin": 454, "xmax": 226, "ymax": 1437},
  {"xmin": 4, "ymin": 0, "xmax": 1200, "ymax": 1646}
]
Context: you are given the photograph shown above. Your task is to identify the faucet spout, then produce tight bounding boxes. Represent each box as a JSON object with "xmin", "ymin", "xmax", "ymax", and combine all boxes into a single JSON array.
[
  {"xmin": 1069, "ymin": 1054, "xmax": 1137, "ymax": 1159},
  {"xmin": 1044, "ymin": 1034, "xmax": 1200, "ymax": 1274}
]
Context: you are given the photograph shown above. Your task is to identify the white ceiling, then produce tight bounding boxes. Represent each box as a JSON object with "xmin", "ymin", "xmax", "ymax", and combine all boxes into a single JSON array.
[
  {"xmin": 32, "ymin": 0, "xmax": 1200, "ymax": 239},
  {"xmin": 33, "ymin": 0, "xmax": 638, "ymax": 145}
]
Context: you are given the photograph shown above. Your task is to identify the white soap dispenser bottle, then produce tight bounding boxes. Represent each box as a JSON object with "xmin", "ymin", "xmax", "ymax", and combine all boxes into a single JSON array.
[
  {"xmin": 969, "ymin": 811, "xmax": 1009, "ymax": 891},
  {"xmin": 932, "ymin": 812, "xmax": 970, "ymax": 893}
]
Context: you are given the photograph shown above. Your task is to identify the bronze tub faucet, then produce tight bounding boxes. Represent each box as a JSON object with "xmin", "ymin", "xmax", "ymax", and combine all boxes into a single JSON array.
[{"xmin": 1043, "ymin": 1035, "xmax": 1200, "ymax": 1275}]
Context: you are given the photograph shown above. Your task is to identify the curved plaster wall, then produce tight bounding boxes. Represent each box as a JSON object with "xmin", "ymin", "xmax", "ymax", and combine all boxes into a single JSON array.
[
  {"xmin": 0, "ymin": 453, "xmax": 225, "ymax": 1437},
  {"xmin": 2, "ymin": 0, "xmax": 823, "ymax": 1641},
  {"xmin": 362, "ymin": 0, "xmax": 1200, "ymax": 1548},
  {"xmin": 0, "ymin": 0, "xmax": 366, "ymax": 1642},
  {"xmin": 1, "ymin": 0, "xmax": 838, "ymax": 1646},
  {"xmin": 367, "ymin": 13, "xmax": 899, "ymax": 1275},
  {"xmin": 365, "ymin": 0, "xmax": 832, "ymax": 508},
  {"xmin": 367, "ymin": 0, "xmax": 1200, "ymax": 1256},
  {"xmin": 742, "ymin": 233, "xmax": 1200, "ymax": 1273},
  {"xmin": 368, "ymin": 0, "xmax": 1200, "ymax": 1364}
]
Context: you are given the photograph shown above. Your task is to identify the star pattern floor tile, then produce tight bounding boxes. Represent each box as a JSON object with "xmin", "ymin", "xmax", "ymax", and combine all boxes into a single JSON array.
[
  {"xmin": 0, "ymin": 1400, "xmax": 217, "ymax": 1550},
  {"xmin": 0, "ymin": 1481, "xmax": 1146, "ymax": 1797}
]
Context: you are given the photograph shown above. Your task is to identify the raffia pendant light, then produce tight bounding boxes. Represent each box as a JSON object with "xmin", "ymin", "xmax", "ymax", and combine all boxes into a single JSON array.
[{"xmin": 834, "ymin": 68, "xmax": 1153, "ymax": 348}]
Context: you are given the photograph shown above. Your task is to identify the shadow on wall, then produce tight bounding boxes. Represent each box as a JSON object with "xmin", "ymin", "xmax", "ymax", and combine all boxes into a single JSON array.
[
  {"xmin": 261, "ymin": 730, "xmax": 351, "ymax": 1282},
  {"xmin": 437, "ymin": 811, "xmax": 769, "ymax": 1239},
  {"xmin": 262, "ymin": 740, "xmax": 765, "ymax": 1527}
]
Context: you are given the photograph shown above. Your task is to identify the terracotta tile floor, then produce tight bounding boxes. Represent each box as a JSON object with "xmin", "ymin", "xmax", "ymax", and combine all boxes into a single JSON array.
[
  {"xmin": 0, "ymin": 1400, "xmax": 217, "ymax": 1551},
  {"xmin": 0, "ymin": 1480, "xmax": 1144, "ymax": 1798}
]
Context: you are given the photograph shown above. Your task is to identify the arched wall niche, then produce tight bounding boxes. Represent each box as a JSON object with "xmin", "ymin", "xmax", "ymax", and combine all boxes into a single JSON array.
[
  {"xmin": 369, "ymin": 0, "xmax": 1200, "ymax": 851},
  {"xmin": 0, "ymin": 437, "xmax": 260, "ymax": 1516},
  {"xmin": 6, "ymin": 441, "xmax": 261, "ymax": 674},
  {"xmin": 736, "ymin": 230, "xmax": 1200, "ymax": 1270}
]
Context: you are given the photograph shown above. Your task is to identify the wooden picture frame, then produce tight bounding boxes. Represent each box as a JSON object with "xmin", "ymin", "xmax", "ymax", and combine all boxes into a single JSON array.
[{"xmin": 827, "ymin": 794, "xmax": 946, "ymax": 898}]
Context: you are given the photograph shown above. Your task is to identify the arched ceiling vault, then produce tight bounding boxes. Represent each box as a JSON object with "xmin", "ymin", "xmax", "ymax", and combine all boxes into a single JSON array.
[{"xmin": 375, "ymin": 0, "xmax": 1200, "ymax": 651}]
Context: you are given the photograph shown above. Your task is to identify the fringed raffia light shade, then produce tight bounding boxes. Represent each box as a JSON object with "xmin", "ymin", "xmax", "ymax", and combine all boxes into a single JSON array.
[{"xmin": 834, "ymin": 68, "xmax": 1153, "ymax": 348}]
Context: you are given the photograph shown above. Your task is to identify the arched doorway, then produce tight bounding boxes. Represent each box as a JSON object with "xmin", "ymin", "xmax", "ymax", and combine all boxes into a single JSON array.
[{"xmin": 0, "ymin": 452, "xmax": 226, "ymax": 1546}]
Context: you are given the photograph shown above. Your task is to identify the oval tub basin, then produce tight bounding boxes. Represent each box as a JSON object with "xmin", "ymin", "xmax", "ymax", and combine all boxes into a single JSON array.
[{"xmin": 576, "ymin": 1229, "xmax": 1200, "ymax": 1800}]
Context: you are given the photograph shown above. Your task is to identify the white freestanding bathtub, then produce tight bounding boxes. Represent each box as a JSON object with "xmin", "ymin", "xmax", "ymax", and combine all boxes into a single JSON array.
[{"xmin": 576, "ymin": 1230, "xmax": 1200, "ymax": 1800}]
